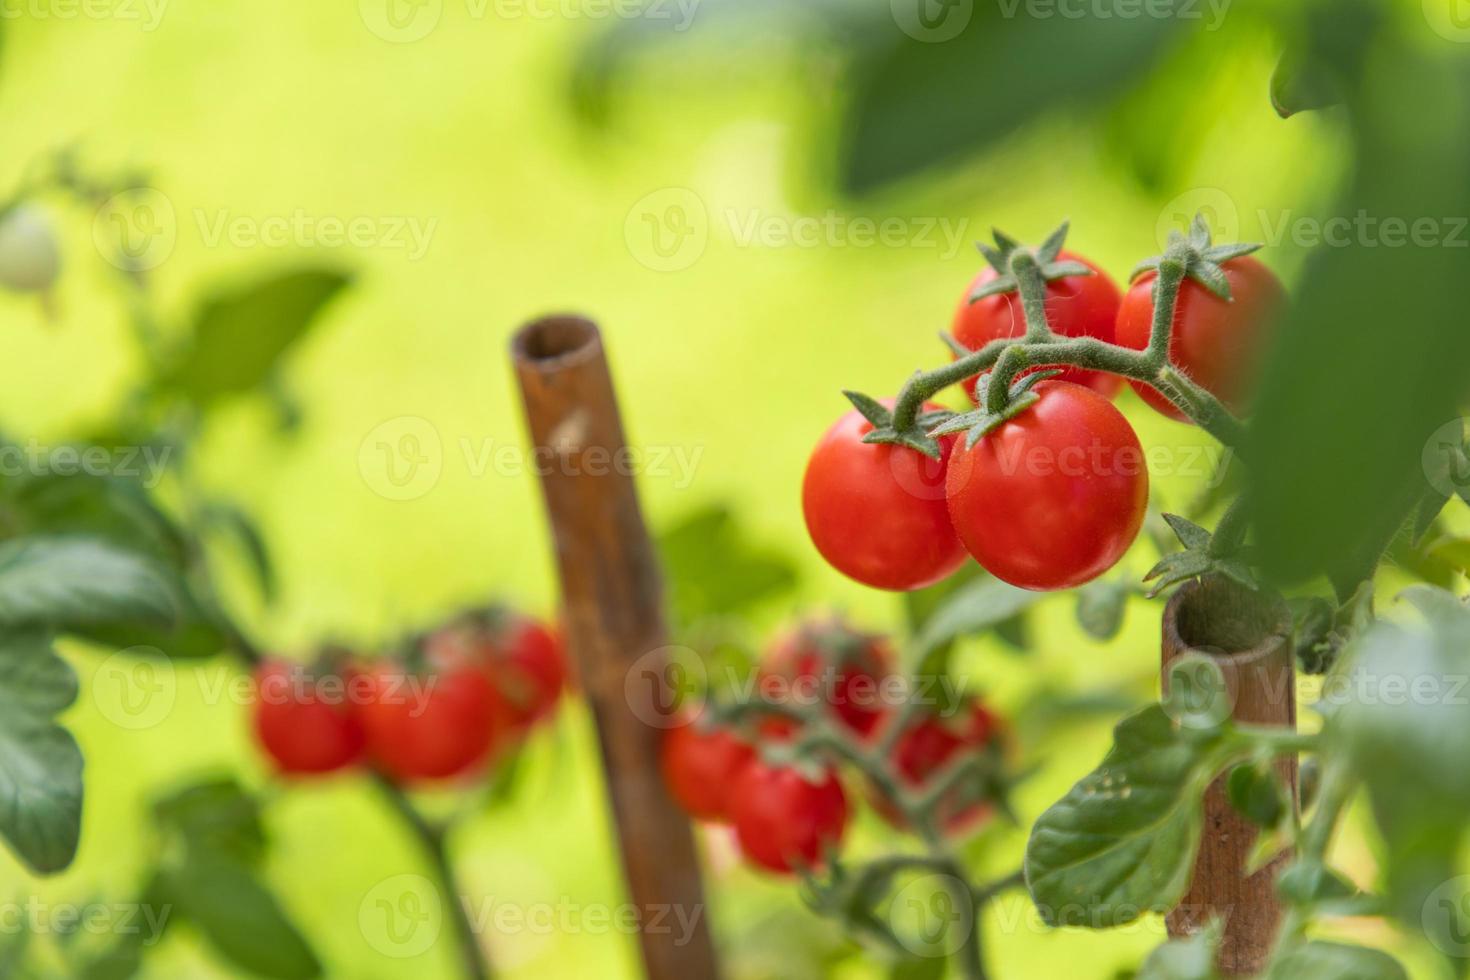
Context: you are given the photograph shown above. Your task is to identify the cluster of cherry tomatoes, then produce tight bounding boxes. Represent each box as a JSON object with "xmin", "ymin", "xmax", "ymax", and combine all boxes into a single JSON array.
[
  {"xmin": 803, "ymin": 247, "xmax": 1283, "ymax": 593},
  {"xmin": 660, "ymin": 619, "xmax": 1004, "ymax": 875},
  {"xmin": 250, "ymin": 608, "xmax": 566, "ymax": 783}
]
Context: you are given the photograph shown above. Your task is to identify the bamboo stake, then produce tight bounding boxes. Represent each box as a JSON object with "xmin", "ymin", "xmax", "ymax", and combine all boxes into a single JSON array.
[
  {"xmin": 511, "ymin": 314, "xmax": 720, "ymax": 980},
  {"xmin": 1161, "ymin": 575, "xmax": 1297, "ymax": 976}
]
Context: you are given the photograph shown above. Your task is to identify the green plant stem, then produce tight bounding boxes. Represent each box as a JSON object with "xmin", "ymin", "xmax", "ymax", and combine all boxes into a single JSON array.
[
  {"xmin": 887, "ymin": 248, "xmax": 1248, "ymax": 453},
  {"xmin": 372, "ymin": 773, "xmax": 493, "ymax": 980},
  {"xmin": 1209, "ymin": 494, "xmax": 1252, "ymax": 558}
]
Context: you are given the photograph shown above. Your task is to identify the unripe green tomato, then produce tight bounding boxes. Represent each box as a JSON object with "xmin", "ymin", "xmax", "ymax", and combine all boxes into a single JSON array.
[{"xmin": 0, "ymin": 204, "xmax": 62, "ymax": 294}]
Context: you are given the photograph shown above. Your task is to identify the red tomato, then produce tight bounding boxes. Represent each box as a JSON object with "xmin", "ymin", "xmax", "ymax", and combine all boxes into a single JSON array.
[
  {"xmin": 757, "ymin": 620, "xmax": 893, "ymax": 740},
  {"xmin": 953, "ymin": 251, "xmax": 1123, "ymax": 399},
  {"xmin": 730, "ymin": 761, "xmax": 849, "ymax": 875},
  {"xmin": 356, "ymin": 659, "xmax": 506, "ymax": 782},
  {"xmin": 1114, "ymin": 255, "xmax": 1285, "ymax": 421},
  {"xmin": 873, "ymin": 700, "xmax": 1003, "ymax": 835},
  {"xmin": 802, "ymin": 402, "xmax": 968, "ymax": 591},
  {"xmin": 425, "ymin": 612, "xmax": 566, "ymax": 733},
  {"xmin": 660, "ymin": 719, "xmax": 756, "ymax": 823},
  {"xmin": 945, "ymin": 381, "xmax": 1148, "ymax": 591},
  {"xmin": 251, "ymin": 660, "xmax": 364, "ymax": 776}
]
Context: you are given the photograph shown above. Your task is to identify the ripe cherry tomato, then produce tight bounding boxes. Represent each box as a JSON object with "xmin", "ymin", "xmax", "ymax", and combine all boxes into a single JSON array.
[
  {"xmin": 1114, "ymin": 256, "xmax": 1285, "ymax": 421},
  {"xmin": 873, "ymin": 700, "xmax": 1003, "ymax": 835},
  {"xmin": 953, "ymin": 251, "xmax": 1123, "ymax": 399},
  {"xmin": 251, "ymin": 660, "xmax": 365, "ymax": 776},
  {"xmin": 660, "ymin": 719, "xmax": 756, "ymax": 823},
  {"xmin": 355, "ymin": 658, "xmax": 506, "ymax": 782},
  {"xmin": 425, "ymin": 611, "xmax": 566, "ymax": 733},
  {"xmin": 730, "ymin": 761, "xmax": 849, "ymax": 874},
  {"xmin": 757, "ymin": 619, "xmax": 893, "ymax": 740},
  {"xmin": 945, "ymin": 381, "xmax": 1148, "ymax": 591},
  {"xmin": 803, "ymin": 402, "xmax": 969, "ymax": 591}
]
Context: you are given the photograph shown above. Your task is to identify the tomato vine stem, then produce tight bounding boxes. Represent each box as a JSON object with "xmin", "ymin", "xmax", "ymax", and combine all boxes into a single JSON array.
[{"xmin": 883, "ymin": 223, "xmax": 1249, "ymax": 454}]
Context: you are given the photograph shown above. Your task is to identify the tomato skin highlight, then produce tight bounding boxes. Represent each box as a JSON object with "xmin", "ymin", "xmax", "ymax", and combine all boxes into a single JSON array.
[
  {"xmin": 660, "ymin": 720, "xmax": 756, "ymax": 823},
  {"xmin": 756, "ymin": 620, "xmax": 893, "ymax": 740},
  {"xmin": 945, "ymin": 381, "xmax": 1148, "ymax": 591},
  {"xmin": 1115, "ymin": 255, "xmax": 1285, "ymax": 421},
  {"xmin": 872, "ymin": 700, "xmax": 1003, "ymax": 836},
  {"xmin": 802, "ymin": 402, "xmax": 968, "ymax": 591},
  {"xmin": 953, "ymin": 251, "xmax": 1123, "ymax": 399},
  {"xmin": 251, "ymin": 660, "xmax": 365, "ymax": 776},
  {"xmin": 730, "ymin": 761, "xmax": 849, "ymax": 875},
  {"xmin": 355, "ymin": 660, "xmax": 506, "ymax": 783}
]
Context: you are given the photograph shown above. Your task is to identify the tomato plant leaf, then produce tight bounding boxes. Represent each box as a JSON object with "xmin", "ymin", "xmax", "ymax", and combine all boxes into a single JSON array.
[
  {"xmin": 158, "ymin": 268, "xmax": 352, "ymax": 406},
  {"xmin": 1265, "ymin": 942, "xmax": 1407, "ymax": 980},
  {"xmin": 0, "ymin": 630, "xmax": 83, "ymax": 874},
  {"xmin": 1137, "ymin": 918, "xmax": 1222, "ymax": 979},
  {"xmin": 1248, "ymin": 36, "xmax": 1470, "ymax": 588},
  {"xmin": 658, "ymin": 504, "xmax": 797, "ymax": 626},
  {"xmin": 154, "ymin": 777, "xmax": 266, "ymax": 866},
  {"xmin": 839, "ymin": 11, "xmax": 1179, "ymax": 194},
  {"xmin": 1025, "ymin": 704, "xmax": 1226, "ymax": 928},
  {"xmin": 1330, "ymin": 589, "xmax": 1470, "ymax": 929},
  {"xmin": 0, "ymin": 537, "xmax": 177, "ymax": 632},
  {"xmin": 157, "ymin": 851, "xmax": 320, "ymax": 979},
  {"xmin": 0, "ymin": 463, "xmax": 187, "ymax": 565},
  {"xmin": 911, "ymin": 574, "xmax": 1040, "ymax": 670},
  {"xmin": 1076, "ymin": 579, "xmax": 1130, "ymax": 641}
]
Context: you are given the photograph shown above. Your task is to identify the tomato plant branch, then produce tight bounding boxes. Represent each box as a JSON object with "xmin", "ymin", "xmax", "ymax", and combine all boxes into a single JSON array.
[
  {"xmin": 881, "ymin": 223, "xmax": 1250, "ymax": 454},
  {"xmin": 371, "ymin": 772, "xmax": 493, "ymax": 980}
]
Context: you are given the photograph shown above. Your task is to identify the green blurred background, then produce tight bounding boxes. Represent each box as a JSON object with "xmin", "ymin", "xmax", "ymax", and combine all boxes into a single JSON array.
[{"xmin": 0, "ymin": 0, "xmax": 1461, "ymax": 976}]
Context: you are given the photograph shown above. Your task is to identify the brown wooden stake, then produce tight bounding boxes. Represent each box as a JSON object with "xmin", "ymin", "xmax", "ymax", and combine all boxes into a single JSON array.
[
  {"xmin": 511, "ymin": 314, "xmax": 721, "ymax": 980},
  {"xmin": 1161, "ymin": 575, "xmax": 1297, "ymax": 976}
]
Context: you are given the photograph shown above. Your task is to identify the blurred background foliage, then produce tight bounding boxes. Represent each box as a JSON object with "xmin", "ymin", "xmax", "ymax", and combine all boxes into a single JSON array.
[{"xmin": 0, "ymin": 0, "xmax": 1466, "ymax": 976}]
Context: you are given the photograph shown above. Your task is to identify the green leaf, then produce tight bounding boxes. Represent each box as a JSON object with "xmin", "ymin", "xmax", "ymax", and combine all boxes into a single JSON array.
[
  {"xmin": 1248, "ymin": 30, "xmax": 1470, "ymax": 588},
  {"xmin": 158, "ymin": 851, "xmax": 320, "ymax": 979},
  {"xmin": 1025, "ymin": 705, "xmax": 1226, "ymax": 928},
  {"xmin": 839, "ymin": 11, "xmax": 1180, "ymax": 193},
  {"xmin": 1329, "ymin": 590, "xmax": 1470, "ymax": 926},
  {"xmin": 911, "ymin": 574, "xmax": 1040, "ymax": 668},
  {"xmin": 155, "ymin": 777, "xmax": 266, "ymax": 866},
  {"xmin": 0, "ymin": 630, "xmax": 83, "ymax": 873},
  {"xmin": 1137, "ymin": 919, "xmax": 1222, "ymax": 980},
  {"xmin": 0, "ymin": 464, "xmax": 187, "ymax": 565},
  {"xmin": 1269, "ymin": 51, "xmax": 1341, "ymax": 119},
  {"xmin": 1225, "ymin": 763, "xmax": 1285, "ymax": 829},
  {"xmin": 0, "ymin": 537, "xmax": 177, "ymax": 632},
  {"xmin": 1076, "ymin": 580, "xmax": 1130, "ymax": 641},
  {"xmin": 201, "ymin": 502, "xmax": 276, "ymax": 602},
  {"xmin": 1265, "ymin": 942, "xmax": 1407, "ymax": 980},
  {"xmin": 159, "ymin": 268, "xmax": 352, "ymax": 405},
  {"xmin": 657, "ymin": 504, "xmax": 797, "ymax": 625}
]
